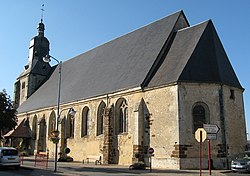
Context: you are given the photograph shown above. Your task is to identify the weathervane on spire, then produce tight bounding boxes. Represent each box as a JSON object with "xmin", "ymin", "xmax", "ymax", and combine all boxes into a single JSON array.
[
  {"xmin": 41, "ymin": 4, "xmax": 45, "ymax": 22},
  {"xmin": 37, "ymin": 4, "xmax": 45, "ymax": 36}
]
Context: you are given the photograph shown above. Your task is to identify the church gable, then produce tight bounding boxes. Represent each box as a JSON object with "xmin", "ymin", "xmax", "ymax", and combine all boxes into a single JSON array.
[
  {"xmin": 147, "ymin": 20, "xmax": 242, "ymax": 89},
  {"xmin": 179, "ymin": 21, "xmax": 242, "ymax": 89},
  {"xmin": 147, "ymin": 20, "xmax": 209, "ymax": 87}
]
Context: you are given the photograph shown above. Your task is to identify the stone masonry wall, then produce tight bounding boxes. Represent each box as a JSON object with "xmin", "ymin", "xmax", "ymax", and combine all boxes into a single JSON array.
[
  {"xmin": 16, "ymin": 83, "xmax": 246, "ymax": 170},
  {"xmin": 178, "ymin": 83, "xmax": 246, "ymax": 169}
]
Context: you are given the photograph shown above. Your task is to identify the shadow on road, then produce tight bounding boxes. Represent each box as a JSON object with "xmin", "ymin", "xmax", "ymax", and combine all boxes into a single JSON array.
[{"xmin": 61, "ymin": 166, "xmax": 197, "ymax": 175}]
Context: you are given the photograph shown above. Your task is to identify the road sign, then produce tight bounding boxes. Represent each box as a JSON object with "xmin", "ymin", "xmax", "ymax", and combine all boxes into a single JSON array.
[
  {"xmin": 195, "ymin": 128, "xmax": 207, "ymax": 142},
  {"xmin": 206, "ymin": 133, "xmax": 217, "ymax": 140},
  {"xmin": 148, "ymin": 147, "xmax": 154, "ymax": 154},
  {"xmin": 203, "ymin": 124, "xmax": 220, "ymax": 134}
]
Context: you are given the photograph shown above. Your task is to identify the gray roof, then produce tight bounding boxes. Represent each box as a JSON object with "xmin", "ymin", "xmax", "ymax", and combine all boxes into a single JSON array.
[
  {"xmin": 147, "ymin": 20, "xmax": 242, "ymax": 88},
  {"xmin": 17, "ymin": 11, "xmax": 242, "ymax": 113}
]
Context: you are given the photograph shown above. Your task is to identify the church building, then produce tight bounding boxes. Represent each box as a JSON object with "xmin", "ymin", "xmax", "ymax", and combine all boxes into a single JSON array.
[{"xmin": 13, "ymin": 11, "xmax": 247, "ymax": 169}]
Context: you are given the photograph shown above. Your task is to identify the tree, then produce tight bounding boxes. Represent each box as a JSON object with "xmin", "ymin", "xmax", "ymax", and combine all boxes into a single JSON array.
[{"xmin": 0, "ymin": 89, "xmax": 17, "ymax": 137}]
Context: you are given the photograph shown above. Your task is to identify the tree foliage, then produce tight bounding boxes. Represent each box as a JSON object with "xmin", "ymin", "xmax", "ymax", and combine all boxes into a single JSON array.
[{"xmin": 0, "ymin": 89, "xmax": 17, "ymax": 136}]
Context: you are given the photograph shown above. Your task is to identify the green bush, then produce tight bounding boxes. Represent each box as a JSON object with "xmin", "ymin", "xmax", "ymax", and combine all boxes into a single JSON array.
[{"xmin": 134, "ymin": 153, "xmax": 140, "ymax": 158}]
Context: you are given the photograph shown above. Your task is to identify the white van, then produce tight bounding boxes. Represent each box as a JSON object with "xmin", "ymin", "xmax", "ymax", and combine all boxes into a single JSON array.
[{"xmin": 0, "ymin": 147, "xmax": 20, "ymax": 169}]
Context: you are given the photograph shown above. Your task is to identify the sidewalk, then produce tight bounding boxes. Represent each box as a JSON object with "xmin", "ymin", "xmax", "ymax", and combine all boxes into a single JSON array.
[{"xmin": 20, "ymin": 156, "xmax": 230, "ymax": 176}]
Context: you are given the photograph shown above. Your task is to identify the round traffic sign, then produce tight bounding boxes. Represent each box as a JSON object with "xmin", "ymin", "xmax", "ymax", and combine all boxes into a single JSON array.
[
  {"xmin": 148, "ymin": 147, "xmax": 154, "ymax": 154},
  {"xmin": 195, "ymin": 128, "xmax": 207, "ymax": 142}
]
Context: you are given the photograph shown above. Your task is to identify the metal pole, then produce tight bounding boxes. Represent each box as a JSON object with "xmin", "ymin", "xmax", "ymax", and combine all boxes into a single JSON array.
[
  {"xmin": 200, "ymin": 131, "xmax": 202, "ymax": 176},
  {"xmin": 208, "ymin": 140, "xmax": 211, "ymax": 175},
  {"xmin": 54, "ymin": 61, "xmax": 62, "ymax": 172}
]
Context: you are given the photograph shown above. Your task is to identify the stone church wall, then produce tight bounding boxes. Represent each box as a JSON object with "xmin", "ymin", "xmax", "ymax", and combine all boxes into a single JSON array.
[
  {"xmin": 17, "ymin": 83, "xmax": 246, "ymax": 169},
  {"xmin": 177, "ymin": 83, "xmax": 246, "ymax": 169},
  {"xmin": 142, "ymin": 85, "xmax": 180, "ymax": 169}
]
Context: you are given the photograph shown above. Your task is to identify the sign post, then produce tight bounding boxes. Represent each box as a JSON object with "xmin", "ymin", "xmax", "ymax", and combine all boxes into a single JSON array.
[
  {"xmin": 208, "ymin": 139, "xmax": 211, "ymax": 175},
  {"xmin": 148, "ymin": 147, "xmax": 154, "ymax": 172},
  {"xmin": 195, "ymin": 128, "xmax": 207, "ymax": 176},
  {"xmin": 203, "ymin": 124, "xmax": 220, "ymax": 176}
]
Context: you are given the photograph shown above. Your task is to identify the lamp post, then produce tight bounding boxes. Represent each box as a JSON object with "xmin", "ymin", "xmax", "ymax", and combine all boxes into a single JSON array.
[{"xmin": 43, "ymin": 55, "xmax": 76, "ymax": 172}]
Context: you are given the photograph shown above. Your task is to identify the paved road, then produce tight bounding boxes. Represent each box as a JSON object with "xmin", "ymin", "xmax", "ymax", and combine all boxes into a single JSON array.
[
  {"xmin": 0, "ymin": 158, "xmax": 247, "ymax": 176},
  {"xmin": 0, "ymin": 166, "xmax": 247, "ymax": 176}
]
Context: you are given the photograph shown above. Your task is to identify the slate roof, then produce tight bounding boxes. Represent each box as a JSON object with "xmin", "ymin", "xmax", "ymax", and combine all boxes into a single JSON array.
[
  {"xmin": 147, "ymin": 20, "xmax": 242, "ymax": 88},
  {"xmin": 17, "ymin": 11, "xmax": 242, "ymax": 113}
]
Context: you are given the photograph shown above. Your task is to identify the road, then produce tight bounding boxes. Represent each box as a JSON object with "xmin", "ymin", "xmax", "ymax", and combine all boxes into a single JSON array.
[
  {"xmin": 1, "ymin": 158, "xmax": 249, "ymax": 176},
  {"xmin": 1, "ymin": 166, "xmax": 249, "ymax": 176}
]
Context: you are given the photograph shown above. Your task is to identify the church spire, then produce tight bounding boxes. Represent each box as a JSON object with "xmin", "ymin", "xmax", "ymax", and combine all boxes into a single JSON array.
[
  {"xmin": 37, "ymin": 4, "xmax": 45, "ymax": 36},
  {"xmin": 37, "ymin": 21, "xmax": 45, "ymax": 36}
]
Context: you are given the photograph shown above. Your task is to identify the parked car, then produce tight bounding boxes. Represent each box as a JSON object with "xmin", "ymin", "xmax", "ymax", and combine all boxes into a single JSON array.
[
  {"xmin": 231, "ymin": 151, "xmax": 250, "ymax": 173},
  {"xmin": 0, "ymin": 147, "xmax": 20, "ymax": 169}
]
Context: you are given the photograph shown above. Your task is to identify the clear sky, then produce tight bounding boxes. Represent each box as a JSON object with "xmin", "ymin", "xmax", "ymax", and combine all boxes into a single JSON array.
[{"xmin": 0, "ymin": 1, "xmax": 249, "ymax": 135}]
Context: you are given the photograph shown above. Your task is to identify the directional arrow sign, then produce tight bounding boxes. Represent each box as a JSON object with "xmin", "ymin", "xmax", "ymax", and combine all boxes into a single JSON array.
[{"xmin": 203, "ymin": 124, "xmax": 220, "ymax": 134}]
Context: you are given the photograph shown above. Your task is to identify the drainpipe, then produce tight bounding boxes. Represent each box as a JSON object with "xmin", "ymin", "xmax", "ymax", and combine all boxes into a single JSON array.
[{"xmin": 219, "ymin": 85, "xmax": 229, "ymax": 169}]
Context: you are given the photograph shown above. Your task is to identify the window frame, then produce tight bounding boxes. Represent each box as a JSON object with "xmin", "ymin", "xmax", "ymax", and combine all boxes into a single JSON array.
[
  {"xmin": 192, "ymin": 102, "xmax": 210, "ymax": 133},
  {"xmin": 81, "ymin": 106, "xmax": 90, "ymax": 137},
  {"xmin": 97, "ymin": 101, "xmax": 106, "ymax": 136}
]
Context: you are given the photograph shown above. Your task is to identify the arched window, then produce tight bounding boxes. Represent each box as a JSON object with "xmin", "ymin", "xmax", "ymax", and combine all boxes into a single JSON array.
[
  {"xmin": 192, "ymin": 102, "xmax": 210, "ymax": 132},
  {"xmin": 69, "ymin": 117, "xmax": 74, "ymax": 138},
  {"xmin": 38, "ymin": 116, "xmax": 47, "ymax": 152},
  {"xmin": 66, "ymin": 113, "xmax": 75, "ymax": 138},
  {"xmin": 124, "ymin": 107, "xmax": 128, "ymax": 132},
  {"xmin": 48, "ymin": 111, "xmax": 56, "ymax": 135},
  {"xmin": 97, "ymin": 101, "xmax": 106, "ymax": 136},
  {"xmin": 115, "ymin": 98, "xmax": 128, "ymax": 134},
  {"xmin": 32, "ymin": 115, "xmax": 37, "ymax": 140},
  {"xmin": 81, "ymin": 106, "xmax": 90, "ymax": 137}
]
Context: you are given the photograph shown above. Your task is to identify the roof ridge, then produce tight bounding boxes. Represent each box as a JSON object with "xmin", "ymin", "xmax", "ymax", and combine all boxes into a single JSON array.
[{"xmin": 177, "ymin": 19, "xmax": 211, "ymax": 32}]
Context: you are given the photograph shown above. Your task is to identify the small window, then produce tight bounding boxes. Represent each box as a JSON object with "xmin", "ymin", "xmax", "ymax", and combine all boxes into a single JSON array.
[
  {"xmin": 22, "ymin": 82, "xmax": 25, "ymax": 89},
  {"xmin": 230, "ymin": 89, "xmax": 235, "ymax": 100}
]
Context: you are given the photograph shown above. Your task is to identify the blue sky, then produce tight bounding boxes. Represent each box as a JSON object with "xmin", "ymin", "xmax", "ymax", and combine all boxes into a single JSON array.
[{"xmin": 0, "ymin": 1, "xmax": 249, "ymax": 135}]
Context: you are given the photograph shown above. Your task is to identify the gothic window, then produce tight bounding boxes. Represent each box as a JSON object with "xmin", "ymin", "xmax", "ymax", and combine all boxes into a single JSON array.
[
  {"xmin": 81, "ymin": 106, "xmax": 90, "ymax": 137},
  {"xmin": 115, "ymin": 98, "xmax": 128, "ymax": 134},
  {"xmin": 32, "ymin": 115, "xmax": 37, "ymax": 140},
  {"xmin": 192, "ymin": 102, "xmax": 210, "ymax": 132},
  {"xmin": 124, "ymin": 107, "xmax": 128, "ymax": 132},
  {"xmin": 48, "ymin": 111, "xmax": 56, "ymax": 136},
  {"xmin": 68, "ymin": 115, "xmax": 75, "ymax": 138},
  {"xmin": 38, "ymin": 116, "xmax": 47, "ymax": 151},
  {"xmin": 119, "ymin": 108, "xmax": 123, "ymax": 132},
  {"xmin": 97, "ymin": 101, "xmax": 106, "ymax": 136},
  {"xmin": 64, "ymin": 111, "xmax": 75, "ymax": 138}
]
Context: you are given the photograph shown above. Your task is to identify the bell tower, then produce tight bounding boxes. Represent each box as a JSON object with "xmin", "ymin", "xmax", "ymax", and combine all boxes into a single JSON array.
[{"xmin": 14, "ymin": 18, "xmax": 52, "ymax": 108}]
